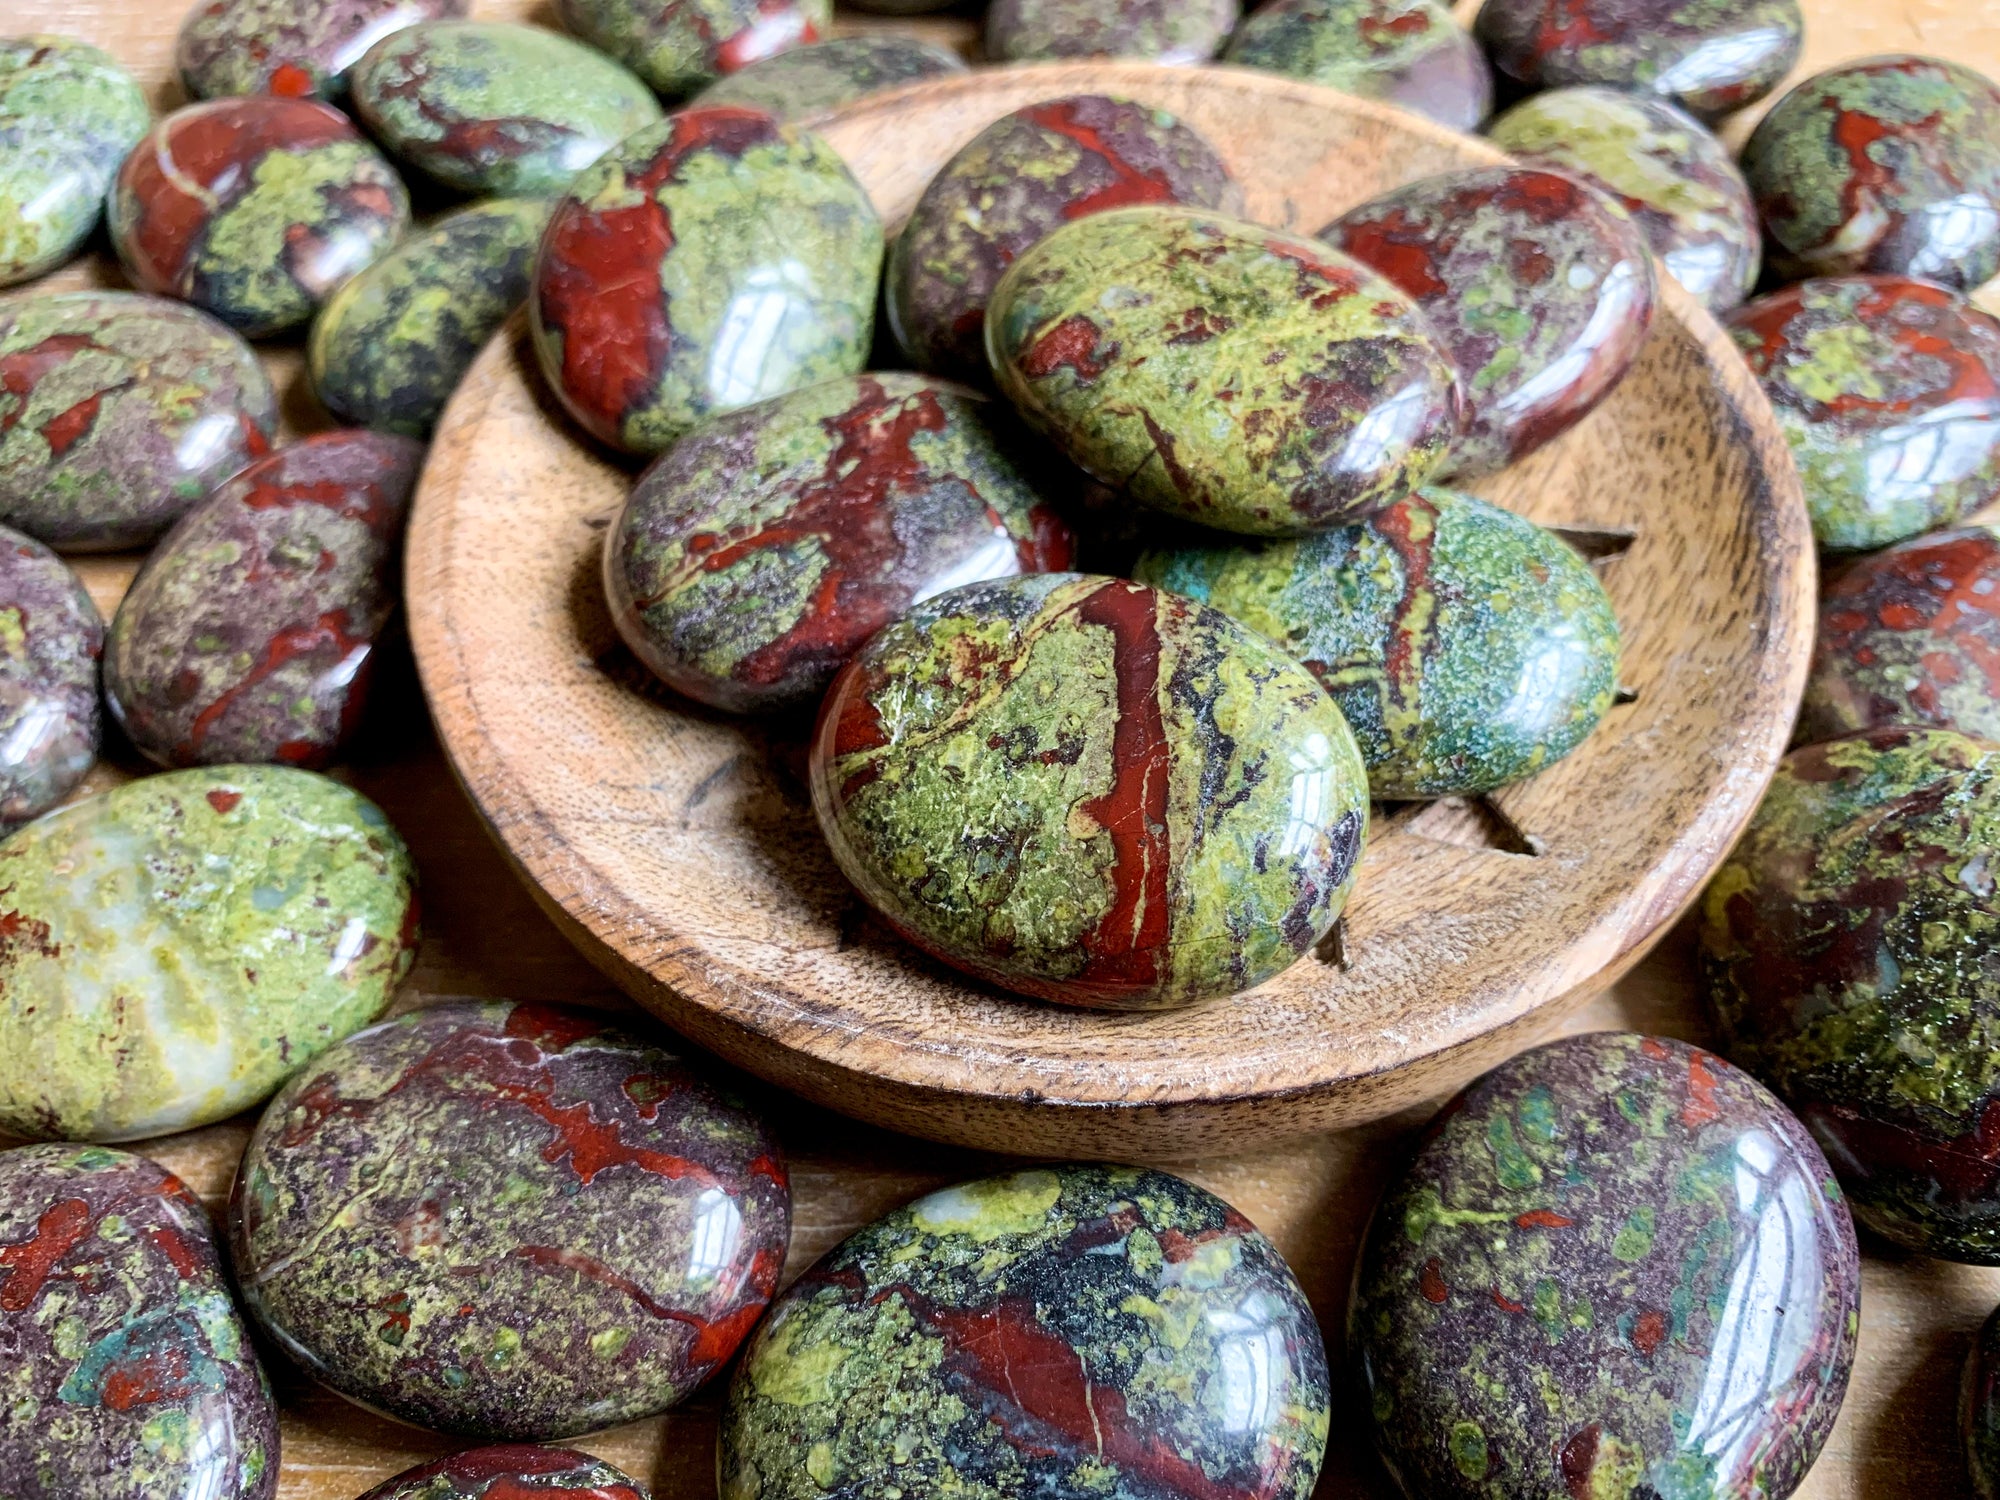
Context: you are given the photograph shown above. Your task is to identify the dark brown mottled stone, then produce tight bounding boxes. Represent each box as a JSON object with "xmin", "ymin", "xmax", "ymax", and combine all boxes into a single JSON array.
[
  {"xmin": 1224, "ymin": 0, "xmax": 1493, "ymax": 131},
  {"xmin": 357, "ymin": 1446, "xmax": 653, "ymax": 1498},
  {"xmin": 1968, "ymin": 1304, "xmax": 2000, "ymax": 1500},
  {"xmin": 175, "ymin": 0, "xmax": 466, "ymax": 101},
  {"xmin": 0, "ymin": 526, "xmax": 100, "ymax": 830}
]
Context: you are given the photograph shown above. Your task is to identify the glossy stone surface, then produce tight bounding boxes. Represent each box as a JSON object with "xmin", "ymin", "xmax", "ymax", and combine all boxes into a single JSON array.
[
  {"xmin": 1701, "ymin": 726, "xmax": 2000, "ymax": 1262},
  {"xmin": 104, "ymin": 430, "xmax": 423, "ymax": 771},
  {"xmin": 607, "ymin": 373, "xmax": 1075, "ymax": 714},
  {"xmin": 696, "ymin": 35, "xmax": 966, "ymax": 121},
  {"xmin": 533, "ymin": 108, "xmax": 879, "ymax": 456},
  {"xmin": 0, "ymin": 291, "xmax": 278, "ymax": 550},
  {"xmin": 985, "ymin": 0, "xmax": 1237, "ymax": 63},
  {"xmin": 176, "ymin": 0, "xmax": 466, "ymax": 102},
  {"xmin": 888, "ymin": 95, "xmax": 1242, "ymax": 385},
  {"xmin": 1137, "ymin": 488, "xmax": 1620, "ymax": 798},
  {"xmin": 0, "ymin": 37, "xmax": 149, "ymax": 287},
  {"xmin": 1486, "ymin": 85, "xmax": 1759, "ymax": 312},
  {"xmin": 1352, "ymin": 1032, "xmax": 1859, "ymax": 1500},
  {"xmin": 0, "ymin": 765, "xmax": 418, "ymax": 1143},
  {"xmin": 722, "ymin": 1165, "xmax": 1329, "ymax": 1500},
  {"xmin": 989, "ymin": 206, "xmax": 1459, "ymax": 536},
  {"xmin": 0, "ymin": 1144, "xmax": 278, "ymax": 1500},
  {"xmin": 351, "ymin": 22, "xmax": 662, "ymax": 199},
  {"xmin": 555, "ymin": 0, "xmax": 829, "ymax": 99},
  {"xmin": 0, "ymin": 528, "xmax": 100, "ymax": 830},
  {"xmin": 1474, "ymin": 0, "xmax": 1804, "ymax": 119},
  {"xmin": 231, "ymin": 1000, "xmax": 790, "ymax": 1439},
  {"xmin": 359, "ymin": 1446, "xmax": 652, "ymax": 1499},
  {"xmin": 1223, "ymin": 0, "xmax": 1493, "ymax": 132},
  {"xmin": 1968, "ymin": 1305, "xmax": 2000, "ymax": 1500},
  {"xmin": 111, "ymin": 98, "xmax": 411, "ymax": 340},
  {"xmin": 1323, "ymin": 166, "xmax": 1656, "ymax": 479},
  {"xmin": 812, "ymin": 573, "xmax": 1368, "ymax": 1009},
  {"xmin": 1727, "ymin": 276, "xmax": 2000, "ymax": 554},
  {"xmin": 1743, "ymin": 55, "xmax": 2000, "ymax": 293}
]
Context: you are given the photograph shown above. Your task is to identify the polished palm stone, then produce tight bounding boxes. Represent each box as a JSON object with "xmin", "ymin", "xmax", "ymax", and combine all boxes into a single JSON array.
[
  {"xmin": 359, "ymin": 1446, "xmax": 653, "ymax": 1499},
  {"xmin": 1136, "ymin": 488, "xmax": 1620, "ymax": 798},
  {"xmin": 1223, "ymin": 0, "xmax": 1493, "ymax": 132},
  {"xmin": 0, "ymin": 291, "xmax": 278, "ymax": 550},
  {"xmin": 989, "ymin": 206, "xmax": 1459, "ymax": 536},
  {"xmin": 607, "ymin": 373, "xmax": 1075, "ymax": 714},
  {"xmin": 1486, "ymin": 85, "xmax": 1759, "ymax": 312},
  {"xmin": 696, "ymin": 35, "xmax": 966, "ymax": 120},
  {"xmin": 1726, "ymin": 276, "xmax": 2000, "ymax": 554},
  {"xmin": 1322, "ymin": 166, "xmax": 1656, "ymax": 479},
  {"xmin": 176, "ymin": 0, "xmax": 466, "ymax": 102},
  {"xmin": 722, "ymin": 1165, "xmax": 1329, "ymax": 1500},
  {"xmin": 1743, "ymin": 55, "xmax": 2000, "ymax": 293},
  {"xmin": 533, "ymin": 108, "xmax": 879, "ymax": 456},
  {"xmin": 1352, "ymin": 1031, "xmax": 1859, "ymax": 1500},
  {"xmin": 231, "ymin": 1000, "xmax": 790, "ymax": 1439},
  {"xmin": 1700, "ymin": 726, "xmax": 2000, "ymax": 1262},
  {"xmin": 0, "ymin": 1145, "xmax": 279, "ymax": 1500},
  {"xmin": 812, "ymin": 573, "xmax": 1369, "ymax": 1009},
  {"xmin": 351, "ymin": 22, "xmax": 662, "ymax": 199},
  {"xmin": 888, "ymin": 95, "xmax": 1242, "ymax": 385},
  {"xmin": 555, "ymin": 0, "xmax": 829, "ymax": 99},
  {"xmin": 0, "ymin": 37, "xmax": 149, "ymax": 287},
  {"xmin": 1474, "ymin": 0, "xmax": 1804, "ymax": 119},
  {"xmin": 0, "ymin": 765, "xmax": 418, "ymax": 1143},
  {"xmin": 1969, "ymin": 1305, "xmax": 2000, "ymax": 1500},
  {"xmin": 0, "ymin": 528, "xmax": 100, "ymax": 830},
  {"xmin": 984, "ymin": 0, "xmax": 1237, "ymax": 63}
]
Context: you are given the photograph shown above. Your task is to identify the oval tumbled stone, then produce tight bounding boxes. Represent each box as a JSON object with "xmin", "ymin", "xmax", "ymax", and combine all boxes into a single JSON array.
[
  {"xmin": 176, "ymin": 0, "xmax": 467, "ymax": 102},
  {"xmin": 1970, "ymin": 1305, "xmax": 2000, "ymax": 1500},
  {"xmin": 0, "ymin": 765, "xmax": 419, "ymax": 1142},
  {"xmin": 1223, "ymin": 0, "xmax": 1493, "ymax": 132},
  {"xmin": 696, "ymin": 35, "xmax": 966, "ymax": 121},
  {"xmin": 0, "ymin": 527, "xmax": 100, "ymax": 829},
  {"xmin": 554, "ymin": 0, "xmax": 829, "ymax": 98},
  {"xmin": 358, "ymin": 1446, "xmax": 652, "ymax": 1499},
  {"xmin": 984, "ymin": 0, "xmax": 1238, "ymax": 64},
  {"xmin": 0, "ymin": 1144, "xmax": 279, "ymax": 1500}
]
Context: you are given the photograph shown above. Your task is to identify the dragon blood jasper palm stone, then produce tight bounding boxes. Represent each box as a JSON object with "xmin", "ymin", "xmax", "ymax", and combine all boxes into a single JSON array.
[
  {"xmin": 1726, "ymin": 276, "xmax": 2000, "ymax": 553},
  {"xmin": 0, "ymin": 528, "xmax": 100, "ymax": 830},
  {"xmin": 811, "ymin": 574, "xmax": 1369, "ymax": 1009},
  {"xmin": 175, "ymin": 0, "xmax": 466, "ymax": 102},
  {"xmin": 1222, "ymin": 0, "xmax": 1493, "ymax": 132},
  {"xmin": 1323, "ymin": 166, "xmax": 1656, "ymax": 480},
  {"xmin": 359, "ymin": 1446, "xmax": 653, "ymax": 1499},
  {"xmin": 532, "ymin": 107, "xmax": 880, "ymax": 456},
  {"xmin": 1486, "ymin": 86, "xmax": 1759, "ymax": 312},
  {"xmin": 984, "ymin": 0, "xmax": 1238, "ymax": 64},
  {"xmin": 1353, "ymin": 1032, "xmax": 1859, "ymax": 1500},
  {"xmin": 697, "ymin": 36, "xmax": 967, "ymax": 120},
  {"xmin": 1744, "ymin": 56, "xmax": 2000, "ymax": 293},
  {"xmin": 0, "ymin": 765, "xmax": 418, "ymax": 1143},
  {"xmin": 351, "ymin": 22, "xmax": 662, "ymax": 199},
  {"xmin": 607, "ymin": 373, "xmax": 1074, "ymax": 715},
  {"xmin": 888, "ymin": 95, "xmax": 1242, "ymax": 385},
  {"xmin": 103, "ymin": 430, "xmax": 424, "ymax": 770},
  {"xmin": 555, "ymin": 0, "xmax": 829, "ymax": 98},
  {"xmin": 0, "ymin": 1145, "xmax": 279, "ymax": 1500},
  {"xmin": 990, "ymin": 207, "xmax": 1460, "ymax": 536},
  {"xmin": 722, "ymin": 1166, "xmax": 1330, "ymax": 1500},
  {"xmin": 0, "ymin": 292, "xmax": 277, "ymax": 551},
  {"xmin": 1701, "ymin": 727, "xmax": 2000, "ymax": 1261},
  {"xmin": 230, "ymin": 1001, "xmax": 790, "ymax": 1439}
]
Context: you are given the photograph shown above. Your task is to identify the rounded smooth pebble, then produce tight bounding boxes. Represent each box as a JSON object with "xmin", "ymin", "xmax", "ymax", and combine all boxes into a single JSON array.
[
  {"xmin": 531, "ymin": 107, "xmax": 880, "ymax": 455},
  {"xmin": 984, "ymin": 0, "xmax": 1237, "ymax": 63},
  {"xmin": 231, "ymin": 1000, "xmax": 790, "ymax": 1439},
  {"xmin": 351, "ymin": 21, "xmax": 662, "ymax": 199},
  {"xmin": 1322, "ymin": 165, "xmax": 1656, "ymax": 479},
  {"xmin": 1223, "ymin": 0, "xmax": 1493, "ymax": 132},
  {"xmin": 989, "ymin": 206, "xmax": 1460, "ymax": 536},
  {"xmin": 357, "ymin": 1446, "xmax": 653, "ymax": 1499},
  {"xmin": 555, "ymin": 0, "xmax": 829, "ymax": 98},
  {"xmin": 888, "ymin": 94, "xmax": 1242, "ymax": 384},
  {"xmin": 175, "ymin": 0, "xmax": 466, "ymax": 102},
  {"xmin": 0, "ymin": 528, "xmax": 100, "ymax": 829},
  {"xmin": 812, "ymin": 573, "xmax": 1369, "ymax": 1009},
  {"xmin": 1743, "ymin": 54, "xmax": 2000, "ymax": 293},
  {"xmin": 695, "ymin": 35, "xmax": 967, "ymax": 121},
  {"xmin": 1352, "ymin": 1031, "xmax": 1858, "ymax": 1500},
  {"xmin": 0, "ymin": 291, "xmax": 278, "ymax": 551},
  {"xmin": 722, "ymin": 1165, "xmax": 1329, "ymax": 1500},
  {"xmin": 0, "ymin": 765, "xmax": 419, "ymax": 1143},
  {"xmin": 1726, "ymin": 275, "xmax": 2000, "ymax": 554},
  {"xmin": 111, "ymin": 97, "xmax": 411, "ymax": 339},
  {"xmin": 0, "ymin": 1145, "xmax": 279, "ymax": 1500},
  {"xmin": 1486, "ymin": 85, "xmax": 1759, "ymax": 312},
  {"xmin": 1969, "ymin": 1305, "xmax": 2000, "ymax": 1500},
  {"xmin": 606, "ymin": 373, "xmax": 1075, "ymax": 714},
  {"xmin": 1701, "ymin": 726, "xmax": 2000, "ymax": 1262}
]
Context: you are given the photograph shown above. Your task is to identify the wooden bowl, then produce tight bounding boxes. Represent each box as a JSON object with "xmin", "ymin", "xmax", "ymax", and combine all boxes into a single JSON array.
[{"xmin": 406, "ymin": 61, "xmax": 1813, "ymax": 1158}]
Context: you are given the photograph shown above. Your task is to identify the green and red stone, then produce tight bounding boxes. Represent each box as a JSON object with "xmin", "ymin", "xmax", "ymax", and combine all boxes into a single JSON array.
[
  {"xmin": 110, "ymin": 97, "xmax": 411, "ymax": 340},
  {"xmin": 696, "ymin": 34, "xmax": 966, "ymax": 120},
  {"xmin": 531, "ymin": 107, "xmax": 880, "ymax": 456},
  {"xmin": 1322, "ymin": 166, "xmax": 1656, "ymax": 479},
  {"xmin": 0, "ymin": 291, "xmax": 278, "ymax": 551},
  {"xmin": 811, "ymin": 573, "xmax": 1369, "ymax": 1009},
  {"xmin": 1726, "ymin": 276, "xmax": 2000, "ymax": 554},
  {"xmin": 988, "ymin": 206, "xmax": 1460, "ymax": 536},
  {"xmin": 1700, "ymin": 726, "xmax": 2000, "ymax": 1262},
  {"xmin": 1352, "ymin": 1032, "xmax": 1859, "ymax": 1500},
  {"xmin": 358, "ymin": 1446, "xmax": 653, "ymax": 1499},
  {"xmin": 983, "ymin": 0, "xmax": 1238, "ymax": 63},
  {"xmin": 554, "ymin": 0, "xmax": 829, "ymax": 99},
  {"xmin": 1222, "ymin": 0, "xmax": 1494, "ymax": 132},
  {"xmin": 0, "ymin": 1145, "xmax": 279, "ymax": 1500},
  {"xmin": 887, "ymin": 95, "xmax": 1242, "ymax": 385},
  {"xmin": 230, "ymin": 1000, "xmax": 790, "ymax": 1439},
  {"xmin": 175, "ymin": 0, "xmax": 466, "ymax": 102},
  {"xmin": 721, "ymin": 1165, "xmax": 1329, "ymax": 1500},
  {"xmin": 607, "ymin": 373, "xmax": 1075, "ymax": 715},
  {"xmin": 1968, "ymin": 1305, "xmax": 2000, "ymax": 1500},
  {"xmin": 1743, "ymin": 55, "xmax": 2000, "ymax": 293},
  {"xmin": 0, "ymin": 527, "xmax": 100, "ymax": 829}
]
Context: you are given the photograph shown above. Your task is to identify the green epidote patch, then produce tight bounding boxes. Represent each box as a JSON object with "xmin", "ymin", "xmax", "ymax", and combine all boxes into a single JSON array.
[
  {"xmin": 1222, "ymin": 0, "xmax": 1493, "ymax": 132},
  {"xmin": 555, "ymin": 0, "xmax": 832, "ymax": 98},
  {"xmin": 695, "ymin": 35, "xmax": 966, "ymax": 120}
]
